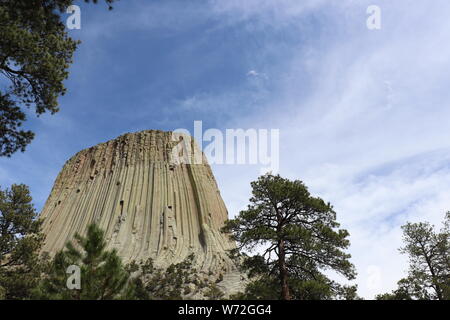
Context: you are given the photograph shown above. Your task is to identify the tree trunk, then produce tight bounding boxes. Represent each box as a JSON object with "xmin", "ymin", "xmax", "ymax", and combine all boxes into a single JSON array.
[
  {"xmin": 426, "ymin": 257, "xmax": 443, "ymax": 300},
  {"xmin": 422, "ymin": 245, "xmax": 443, "ymax": 300},
  {"xmin": 278, "ymin": 239, "xmax": 290, "ymax": 300}
]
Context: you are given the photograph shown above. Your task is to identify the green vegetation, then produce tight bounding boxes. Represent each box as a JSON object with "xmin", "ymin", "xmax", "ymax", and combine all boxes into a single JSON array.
[
  {"xmin": 223, "ymin": 174, "xmax": 358, "ymax": 300},
  {"xmin": 128, "ymin": 254, "xmax": 223, "ymax": 300},
  {"xmin": 33, "ymin": 223, "xmax": 133, "ymax": 300},
  {"xmin": 0, "ymin": 184, "xmax": 44, "ymax": 299},
  {"xmin": 376, "ymin": 213, "xmax": 449, "ymax": 300}
]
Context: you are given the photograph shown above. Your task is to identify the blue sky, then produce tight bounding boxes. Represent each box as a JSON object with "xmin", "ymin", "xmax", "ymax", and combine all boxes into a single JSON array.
[{"xmin": 2, "ymin": 0, "xmax": 450, "ymax": 298}]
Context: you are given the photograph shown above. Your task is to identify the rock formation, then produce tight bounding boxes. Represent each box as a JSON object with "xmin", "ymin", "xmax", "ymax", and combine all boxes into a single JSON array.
[{"xmin": 39, "ymin": 130, "xmax": 241, "ymax": 294}]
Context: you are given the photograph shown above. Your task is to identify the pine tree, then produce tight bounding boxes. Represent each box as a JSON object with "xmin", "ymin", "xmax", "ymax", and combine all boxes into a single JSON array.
[
  {"xmin": 377, "ymin": 212, "xmax": 450, "ymax": 300},
  {"xmin": 223, "ymin": 174, "xmax": 356, "ymax": 300},
  {"xmin": 0, "ymin": 184, "xmax": 44, "ymax": 300},
  {"xmin": 34, "ymin": 223, "xmax": 134, "ymax": 300}
]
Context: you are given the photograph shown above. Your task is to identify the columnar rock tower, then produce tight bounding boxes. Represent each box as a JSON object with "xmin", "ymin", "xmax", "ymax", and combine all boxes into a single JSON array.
[{"xmin": 40, "ymin": 130, "xmax": 237, "ymax": 280}]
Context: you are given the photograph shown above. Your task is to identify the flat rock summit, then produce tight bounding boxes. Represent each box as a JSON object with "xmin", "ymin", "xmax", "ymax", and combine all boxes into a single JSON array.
[{"xmin": 39, "ymin": 130, "xmax": 242, "ymax": 296}]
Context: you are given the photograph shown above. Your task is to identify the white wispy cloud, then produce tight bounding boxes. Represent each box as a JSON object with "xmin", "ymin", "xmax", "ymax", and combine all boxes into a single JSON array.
[
  {"xmin": 246, "ymin": 70, "xmax": 268, "ymax": 80},
  {"xmin": 206, "ymin": 0, "xmax": 450, "ymax": 298}
]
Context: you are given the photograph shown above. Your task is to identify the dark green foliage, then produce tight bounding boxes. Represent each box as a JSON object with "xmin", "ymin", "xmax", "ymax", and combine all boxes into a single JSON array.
[
  {"xmin": 34, "ymin": 223, "xmax": 133, "ymax": 300},
  {"xmin": 231, "ymin": 277, "xmax": 335, "ymax": 300},
  {"xmin": 0, "ymin": 184, "xmax": 44, "ymax": 299},
  {"xmin": 128, "ymin": 254, "xmax": 220, "ymax": 300},
  {"xmin": 0, "ymin": 95, "xmax": 34, "ymax": 157},
  {"xmin": 0, "ymin": 0, "xmax": 115, "ymax": 156},
  {"xmin": 376, "ymin": 277, "xmax": 418, "ymax": 300},
  {"xmin": 376, "ymin": 213, "xmax": 450, "ymax": 300},
  {"xmin": 223, "ymin": 174, "xmax": 357, "ymax": 300},
  {"xmin": 232, "ymin": 255, "xmax": 360, "ymax": 300}
]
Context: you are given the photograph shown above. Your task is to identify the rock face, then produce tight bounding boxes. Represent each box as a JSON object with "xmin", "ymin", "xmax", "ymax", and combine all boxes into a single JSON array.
[{"xmin": 40, "ymin": 130, "xmax": 240, "ymax": 291}]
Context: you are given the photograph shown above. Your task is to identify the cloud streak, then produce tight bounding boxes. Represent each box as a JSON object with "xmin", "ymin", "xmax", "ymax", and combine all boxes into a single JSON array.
[{"xmin": 206, "ymin": 0, "xmax": 450, "ymax": 298}]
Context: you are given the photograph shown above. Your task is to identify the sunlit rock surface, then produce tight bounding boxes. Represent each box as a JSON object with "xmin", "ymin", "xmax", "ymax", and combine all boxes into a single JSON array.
[{"xmin": 40, "ymin": 130, "xmax": 243, "ymax": 296}]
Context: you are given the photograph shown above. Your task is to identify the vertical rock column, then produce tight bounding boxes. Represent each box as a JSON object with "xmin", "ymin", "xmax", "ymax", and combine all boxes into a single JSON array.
[{"xmin": 39, "ymin": 130, "xmax": 236, "ymax": 276}]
